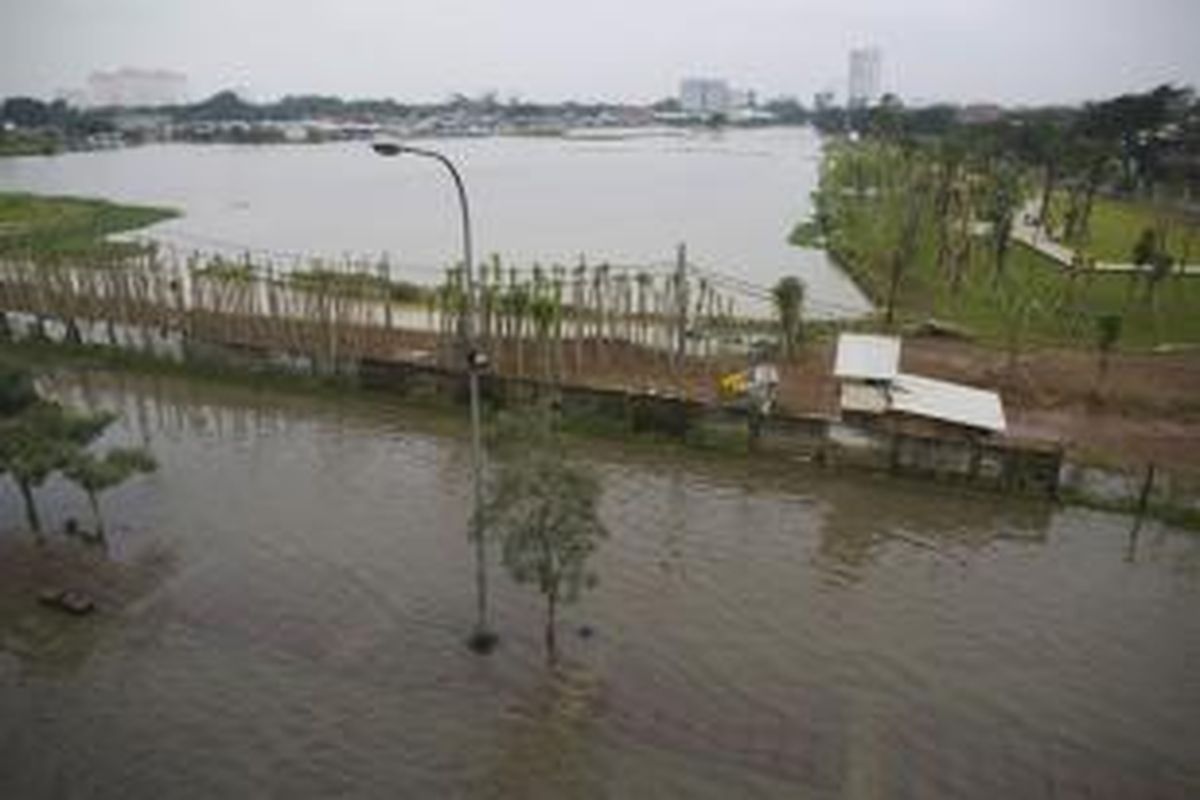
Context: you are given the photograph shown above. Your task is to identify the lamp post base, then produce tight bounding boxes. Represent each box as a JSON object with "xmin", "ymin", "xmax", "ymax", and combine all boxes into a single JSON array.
[{"xmin": 466, "ymin": 628, "xmax": 499, "ymax": 655}]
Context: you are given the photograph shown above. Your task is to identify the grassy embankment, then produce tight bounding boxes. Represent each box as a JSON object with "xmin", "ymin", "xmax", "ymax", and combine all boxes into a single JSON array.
[
  {"xmin": 795, "ymin": 142, "xmax": 1200, "ymax": 350},
  {"xmin": 0, "ymin": 131, "xmax": 60, "ymax": 157},
  {"xmin": 0, "ymin": 191, "xmax": 178, "ymax": 257}
]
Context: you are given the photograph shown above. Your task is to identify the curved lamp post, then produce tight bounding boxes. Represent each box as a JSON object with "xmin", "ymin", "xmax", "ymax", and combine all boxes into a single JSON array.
[{"xmin": 372, "ymin": 141, "xmax": 496, "ymax": 654}]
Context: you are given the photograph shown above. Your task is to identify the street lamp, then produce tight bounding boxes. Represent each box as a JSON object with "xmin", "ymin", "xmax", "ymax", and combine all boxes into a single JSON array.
[{"xmin": 372, "ymin": 140, "xmax": 496, "ymax": 654}]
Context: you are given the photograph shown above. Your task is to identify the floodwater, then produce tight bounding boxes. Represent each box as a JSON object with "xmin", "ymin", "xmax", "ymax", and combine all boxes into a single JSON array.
[
  {"xmin": 1, "ymin": 370, "xmax": 1198, "ymax": 799},
  {"xmin": 0, "ymin": 128, "xmax": 869, "ymax": 318}
]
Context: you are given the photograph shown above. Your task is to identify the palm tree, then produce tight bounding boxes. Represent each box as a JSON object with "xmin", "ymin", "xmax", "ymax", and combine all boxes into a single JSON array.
[
  {"xmin": 530, "ymin": 294, "xmax": 557, "ymax": 384},
  {"xmin": 509, "ymin": 282, "xmax": 530, "ymax": 377},
  {"xmin": 572, "ymin": 260, "xmax": 587, "ymax": 374},
  {"xmin": 635, "ymin": 271, "xmax": 652, "ymax": 347},
  {"xmin": 771, "ymin": 276, "xmax": 806, "ymax": 361},
  {"xmin": 551, "ymin": 268, "xmax": 566, "ymax": 380}
]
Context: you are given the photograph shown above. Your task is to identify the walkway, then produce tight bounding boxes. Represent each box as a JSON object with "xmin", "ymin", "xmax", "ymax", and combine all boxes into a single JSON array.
[{"xmin": 1012, "ymin": 203, "xmax": 1200, "ymax": 276}]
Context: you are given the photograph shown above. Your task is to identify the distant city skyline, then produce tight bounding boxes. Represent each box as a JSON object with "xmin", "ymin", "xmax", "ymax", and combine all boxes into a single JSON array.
[{"xmin": 2, "ymin": 0, "xmax": 1199, "ymax": 106}]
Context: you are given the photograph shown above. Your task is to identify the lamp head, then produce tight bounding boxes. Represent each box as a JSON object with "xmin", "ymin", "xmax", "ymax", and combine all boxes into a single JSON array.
[{"xmin": 371, "ymin": 141, "xmax": 404, "ymax": 157}]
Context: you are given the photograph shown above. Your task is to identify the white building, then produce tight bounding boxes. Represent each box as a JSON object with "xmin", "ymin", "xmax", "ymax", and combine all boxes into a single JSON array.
[
  {"xmin": 680, "ymin": 78, "xmax": 731, "ymax": 116},
  {"xmin": 87, "ymin": 68, "xmax": 189, "ymax": 108},
  {"xmin": 847, "ymin": 48, "xmax": 882, "ymax": 108}
]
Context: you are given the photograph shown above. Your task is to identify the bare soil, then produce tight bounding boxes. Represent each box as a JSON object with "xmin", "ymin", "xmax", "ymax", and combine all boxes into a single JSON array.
[{"xmin": 568, "ymin": 336, "xmax": 1200, "ymax": 476}]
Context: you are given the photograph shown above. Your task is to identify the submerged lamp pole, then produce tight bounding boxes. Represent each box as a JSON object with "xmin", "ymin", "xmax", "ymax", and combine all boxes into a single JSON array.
[{"xmin": 372, "ymin": 141, "xmax": 495, "ymax": 654}]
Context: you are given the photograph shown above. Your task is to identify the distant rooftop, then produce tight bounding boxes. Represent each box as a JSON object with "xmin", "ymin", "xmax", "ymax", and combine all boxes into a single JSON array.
[{"xmin": 833, "ymin": 334, "xmax": 900, "ymax": 381}]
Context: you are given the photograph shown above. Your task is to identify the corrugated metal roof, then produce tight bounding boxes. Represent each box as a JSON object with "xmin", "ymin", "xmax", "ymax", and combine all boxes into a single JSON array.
[
  {"xmin": 890, "ymin": 373, "xmax": 1006, "ymax": 433},
  {"xmin": 834, "ymin": 334, "xmax": 901, "ymax": 381}
]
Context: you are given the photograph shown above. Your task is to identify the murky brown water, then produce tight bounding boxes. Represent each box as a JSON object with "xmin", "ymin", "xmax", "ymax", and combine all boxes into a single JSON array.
[{"xmin": 2, "ymin": 370, "xmax": 1198, "ymax": 798}]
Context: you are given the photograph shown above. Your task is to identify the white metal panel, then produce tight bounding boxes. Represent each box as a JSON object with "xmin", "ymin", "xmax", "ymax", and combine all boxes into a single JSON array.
[
  {"xmin": 890, "ymin": 373, "xmax": 1006, "ymax": 433},
  {"xmin": 840, "ymin": 382, "xmax": 889, "ymax": 414},
  {"xmin": 834, "ymin": 334, "xmax": 901, "ymax": 381}
]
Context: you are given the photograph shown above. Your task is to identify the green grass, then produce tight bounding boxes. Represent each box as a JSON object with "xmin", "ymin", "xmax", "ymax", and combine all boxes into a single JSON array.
[
  {"xmin": 0, "ymin": 191, "xmax": 178, "ymax": 258},
  {"xmin": 812, "ymin": 144, "xmax": 1200, "ymax": 349},
  {"xmin": 1044, "ymin": 192, "xmax": 1199, "ymax": 265},
  {"xmin": 927, "ymin": 243, "xmax": 1200, "ymax": 349},
  {"xmin": 0, "ymin": 131, "xmax": 60, "ymax": 157}
]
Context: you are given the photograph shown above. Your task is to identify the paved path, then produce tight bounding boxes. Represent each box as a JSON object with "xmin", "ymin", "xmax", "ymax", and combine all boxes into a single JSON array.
[{"xmin": 1011, "ymin": 203, "xmax": 1200, "ymax": 275}]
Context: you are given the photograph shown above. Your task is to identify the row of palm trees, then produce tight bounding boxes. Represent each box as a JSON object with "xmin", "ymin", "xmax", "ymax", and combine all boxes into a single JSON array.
[
  {"xmin": 1, "ymin": 247, "xmax": 792, "ymax": 382},
  {"xmin": 427, "ymin": 255, "xmax": 748, "ymax": 379}
]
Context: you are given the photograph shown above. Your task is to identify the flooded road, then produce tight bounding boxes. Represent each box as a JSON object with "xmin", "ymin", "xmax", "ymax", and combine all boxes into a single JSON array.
[{"xmin": 2, "ymin": 371, "xmax": 1198, "ymax": 798}]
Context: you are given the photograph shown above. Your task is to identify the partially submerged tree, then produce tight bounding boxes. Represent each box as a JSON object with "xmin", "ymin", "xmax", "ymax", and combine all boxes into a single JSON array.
[
  {"xmin": 1, "ymin": 361, "xmax": 151, "ymax": 544},
  {"xmin": 64, "ymin": 447, "xmax": 157, "ymax": 543},
  {"xmin": 0, "ymin": 399, "xmax": 112, "ymax": 540},
  {"xmin": 484, "ymin": 409, "xmax": 607, "ymax": 663}
]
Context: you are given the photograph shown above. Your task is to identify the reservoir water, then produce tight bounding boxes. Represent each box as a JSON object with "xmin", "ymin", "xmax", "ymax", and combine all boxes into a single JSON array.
[
  {"xmin": 0, "ymin": 128, "xmax": 869, "ymax": 318},
  {"xmin": 1, "ymin": 370, "xmax": 1197, "ymax": 798}
]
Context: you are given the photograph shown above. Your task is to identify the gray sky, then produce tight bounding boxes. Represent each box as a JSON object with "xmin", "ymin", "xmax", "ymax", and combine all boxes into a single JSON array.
[{"xmin": 2, "ymin": 0, "xmax": 1199, "ymax": 105}]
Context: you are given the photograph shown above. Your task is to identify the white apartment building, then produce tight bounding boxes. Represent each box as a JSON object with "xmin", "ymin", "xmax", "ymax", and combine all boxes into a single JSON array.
[
  {"xmin": 680, "ymin": 78, "xmax": 732, "ymax": 116},
  {"xmin": 847, "ymin": 48, "xmax": 882, "ymax": 108}
]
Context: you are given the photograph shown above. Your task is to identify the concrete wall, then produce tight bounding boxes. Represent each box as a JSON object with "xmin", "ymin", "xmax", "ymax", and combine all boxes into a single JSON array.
[
  {"xmin": 355, "ymin": 357, "xmax": 1061, "ymax": 496},
  {"xmin": 3, "ymin": 316, "xmax": 1065, "ymax": 497}
]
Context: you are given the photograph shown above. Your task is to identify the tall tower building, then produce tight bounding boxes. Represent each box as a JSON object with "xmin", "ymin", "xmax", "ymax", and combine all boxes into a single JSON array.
[
  {"xmin": 679, "ymin": 78, "xmax": 732, "ymax": 116},
  {"xmin": 847, "ymin": 47, "xmax": 882, "ymax": 108}
]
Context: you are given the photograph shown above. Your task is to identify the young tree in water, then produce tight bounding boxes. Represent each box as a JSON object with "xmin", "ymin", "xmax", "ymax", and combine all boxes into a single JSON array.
[
  {"xmin": 771, "ymin": 276, "xmax": 806, "ymax": 360},
  {"xmin": 64, "ymin": 447, "xmax": 157, "ymax": 545},
  {"xmin": 484, "ymin": 409, "xmax": 607, "ymax": 663},
  {"xmin": 0, "ymin": 392, "xmax": 112, "ymax": 541}
]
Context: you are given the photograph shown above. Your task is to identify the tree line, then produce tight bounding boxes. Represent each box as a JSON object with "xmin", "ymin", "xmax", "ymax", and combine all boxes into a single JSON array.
[
  {"xmin": 804, "ymin": 86, "xmax": 1200, "ymax": 387},
  {"xmin": 819, "ymin": 84, "xmax": 1200, "ymax": 204}
]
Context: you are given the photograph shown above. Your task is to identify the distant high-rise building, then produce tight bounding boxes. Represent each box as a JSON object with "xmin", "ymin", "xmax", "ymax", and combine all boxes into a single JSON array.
[
  {"xmin": 87, "ymin": 68, "xmax": 189, "ymax": 108},
  {"xmin": 847, "ymin": 48, "xmax": 882, "ymax": 108},
  {"xmin": 680, "ymin": 78, "xmax": 732, "ymax": 116}
]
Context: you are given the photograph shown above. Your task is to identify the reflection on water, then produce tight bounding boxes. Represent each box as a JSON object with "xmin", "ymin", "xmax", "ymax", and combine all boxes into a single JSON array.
[{"xmin": 1, "ymin": 369, "xmax": 1198, "ymax": 798}]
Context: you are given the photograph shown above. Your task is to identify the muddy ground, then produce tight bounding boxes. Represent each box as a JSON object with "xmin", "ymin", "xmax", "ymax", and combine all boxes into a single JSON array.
[{"xmin": 575, "ymin": 337, "xmax": 1200, "ymax": 478}]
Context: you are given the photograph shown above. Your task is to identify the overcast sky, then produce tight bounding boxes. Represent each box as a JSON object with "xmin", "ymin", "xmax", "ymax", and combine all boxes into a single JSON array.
[{"xmin": 2, "ymin": 0, "xmax": 1199, "ymax": 106}]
